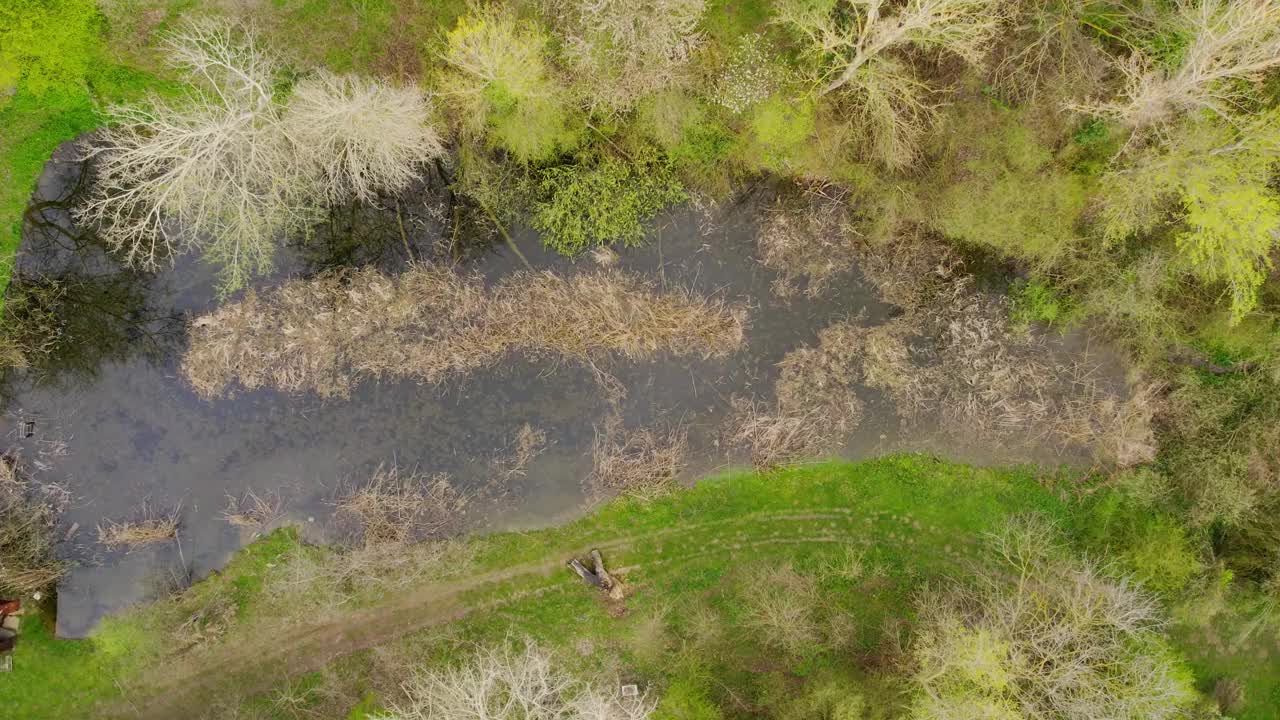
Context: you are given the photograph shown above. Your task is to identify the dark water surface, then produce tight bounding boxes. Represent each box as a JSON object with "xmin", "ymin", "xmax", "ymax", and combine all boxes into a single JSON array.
[{"xmin": 8, "ymin": 141, "xmax": 1106, "ymax": 637}]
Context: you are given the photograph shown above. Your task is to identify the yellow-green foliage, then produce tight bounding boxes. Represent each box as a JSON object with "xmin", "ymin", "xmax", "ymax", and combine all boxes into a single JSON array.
[
  {"xmin": 745, "ymin": 94, "xmax": 817, "ymax": 175},
  {"xmin": 0, "ymin": 0, "xmax": 100, "ymax": 104},
  {"xmin": 638, "ymin": 90, "xmax": 738, "ymax": 193},
  {"xmin": 533, "ymin": 148, "xmax": 686, "ymax": 254},
  {"xmin": 1101, "ymin": 111, "xmax": 1280, "ymax": 324},
  {"xmin": 443, "ymin": 8, "xmax": 579, "ymax": 163},
  {"xmin": 933, "ymin": 109, "xmax": 1088, "ymax": 268}
]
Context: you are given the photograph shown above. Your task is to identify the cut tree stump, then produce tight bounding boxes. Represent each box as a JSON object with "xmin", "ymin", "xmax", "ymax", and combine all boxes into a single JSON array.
[{"xmin": 568, "ymin": 549, "xmax": 625, "ymax": 600}]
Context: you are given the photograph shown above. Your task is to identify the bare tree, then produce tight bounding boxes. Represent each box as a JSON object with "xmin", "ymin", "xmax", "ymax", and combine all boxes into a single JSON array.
[
  {"xmin": 285, "ymin": 71, "xmax": 445, "ymax": 205},
  {"xmin": 385, "ymin": 640, "xmax": 655, "ymax": 720},
  {"xmin": 911, "ymin": 516, "xmax": 1196, "ymax": 720},
  {"xmin": 1075, "ymin": 0, "xmax": 1280, "ymax": 128},
  {"xmin": 78, "ymin": 19, "xmax": 307, "ymax": 292},
  {"xmin": 775, "ymin": 0, "xmax": 1004, "ymax": 166},
  {"xmin": 546, "ymin": 0, "xmax": 706, "ymax": 112},
  {"xmin": 990, "ymin": 0, "xmax": 1115, "ymax": 101},
  {"xmin": 79, "ymin": 20, "xmax": 446, "ymax": 293}
]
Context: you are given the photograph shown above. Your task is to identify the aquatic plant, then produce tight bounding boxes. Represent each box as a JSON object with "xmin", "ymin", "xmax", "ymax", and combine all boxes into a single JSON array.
[{"xmin": 183, "ymin": 266, "xmax": 746, "ymax": 398}]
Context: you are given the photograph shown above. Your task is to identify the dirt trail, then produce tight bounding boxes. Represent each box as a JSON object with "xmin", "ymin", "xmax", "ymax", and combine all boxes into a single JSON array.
[{"xmin": 98, "ymin": 508, "xmax": 975, "ymax": 719}]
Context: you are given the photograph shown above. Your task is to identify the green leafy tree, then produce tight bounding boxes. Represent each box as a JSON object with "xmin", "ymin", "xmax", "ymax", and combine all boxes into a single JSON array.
[
  {"xmin": 1101, "ymin": 110, "xmax": 1280, "ymax": 322},
  {"xmin": 934, "ymin": 110, "xmax": 1088, "ymax": 268}
]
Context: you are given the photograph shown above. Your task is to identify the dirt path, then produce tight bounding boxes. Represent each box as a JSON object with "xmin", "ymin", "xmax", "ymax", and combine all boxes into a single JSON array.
[{"xmin": 98, "ymin": 508, "xmax": 979, "ymax": 719}]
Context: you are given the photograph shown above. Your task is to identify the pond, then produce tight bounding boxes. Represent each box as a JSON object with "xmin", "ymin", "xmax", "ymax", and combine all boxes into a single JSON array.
[{"xmin": 7, "ymin": 140, "xmax": 1118, "ymax": 637}]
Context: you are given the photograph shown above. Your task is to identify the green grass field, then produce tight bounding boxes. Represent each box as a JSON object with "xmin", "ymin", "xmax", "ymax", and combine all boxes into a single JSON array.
[{"xmin": 2, "ymin": 456, "xmax": 1075, "ymax": 718}]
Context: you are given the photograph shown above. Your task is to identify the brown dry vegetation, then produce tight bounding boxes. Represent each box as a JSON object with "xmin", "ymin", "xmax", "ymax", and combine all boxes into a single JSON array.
[
  {"xmin": 183, "ymin": 266, "xmax": 746, "ymax": 398},
  {"xmin": 736, "ymin": 221, "xmax": 1157, "ymax": 467},
  {"xmin": 223, "ymin": 489, "xmax": 283, "ymax": 527},
  {"xmin": 491, "ymin": 423, "xmax": 549, "ymax": 487},
  {"xmin": 729, "ymin": 321, "xmax": 867, "ymax": 468},
  {"xmin": 589, "ymin": 418, "xmax": 689, "ymax": 501},
  {"xmin": 852, "ymin": 233, "xmax": 1158, "ymax": 464},
  {"xmin": 757, "ymin": 185, "xmax": 859, "ymax": 298},
  {"xmin": 97, "ymin": 501, "xmax": 180, "ymax": 549},
  {"xmin": 0, "ymin": 457, "xmax": 66, "ymax": 595},
  {"xmin": 333, "ymin": 465, "xmax": 468, "ymax": 548}
]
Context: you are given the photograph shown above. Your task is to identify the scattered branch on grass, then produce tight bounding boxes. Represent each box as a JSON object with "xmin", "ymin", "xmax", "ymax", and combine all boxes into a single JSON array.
[
  {"xmin": 0, "ymin": 456, "xmax": 66, "ymax": 595},
  {"xmin": 183, "ymin": 266, "xmax": 746, "ymax": 398},
  {"xmin": 97, "ymin": 501, "xmax": 180, "ymax": 549},
  {"xmin": 590, "ymin": 418, "xmax": 688, "ymax": 501},
  {"xmin": 333, "ymin": 465, "xmax": 468, "ymax": 548}
]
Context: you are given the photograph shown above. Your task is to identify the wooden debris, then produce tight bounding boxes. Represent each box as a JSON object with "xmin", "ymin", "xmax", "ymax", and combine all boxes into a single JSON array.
[{"xmin": 567, "ymin": 549, "xmax": 625, "ymax": 600}]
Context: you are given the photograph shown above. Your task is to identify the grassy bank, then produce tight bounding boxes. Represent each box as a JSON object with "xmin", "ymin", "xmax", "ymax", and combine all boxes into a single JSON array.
[{"xmin": 4, "ymin": 455, "xmax": 1254, "ymax": 719}]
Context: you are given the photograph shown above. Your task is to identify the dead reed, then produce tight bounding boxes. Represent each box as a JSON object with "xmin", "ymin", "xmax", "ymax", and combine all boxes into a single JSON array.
[
  {"xmin": 0, "ymin": 457, "xmax": 66, "ymax": 595},
  {"xmin": 183, "ymin": 266, "xmax": 746, "ymax": 398},
  {"xmin": 589, "ymin": 420, "xmax": 689, "ymax": 501},
  {"xmin": 726, "ymin": 399, "xmax": 829, "ymax": 470},
  {"xmin": 852, "ymin": 232, "xmax": 1156, "ymax": 463},
  {"xmin": 333, "ymin": 466, "xmax": 468, "ymax": 548},
  {"xmin": 97, "ymin": 501, "xmax": 180, "ymax": 549},
  {"xmin": 758, "ymin": 185, "xmax": 858, "ymax": 298},
  {"xmin": 492, "ymin": 424, "xmax": 548, "ymax": 487},
  {"xmin": 728, "ymin": 321, "xmax": 867, "ymax": 468},
  {"xmin": 223, "ymin": 489, "xmax": 284, "ymax": 528}
]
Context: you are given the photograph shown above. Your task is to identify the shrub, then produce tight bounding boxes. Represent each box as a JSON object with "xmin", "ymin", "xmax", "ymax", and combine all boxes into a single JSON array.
[
  {"xmin": 533, "ymin": 151, "xmax": 685, "ymax": 255},
  {"xmin": 653, "ymin": 676, "xmax": 721, "ymax": 720},
  {"xmin": 774, "ymin": 0, "xmax": 1002, "ymax": 167},
  {"xmin": 739, "ymin": 562, "xmax": 823, "ymax": 657},
  {"xmin": 1097, "ymin": 111, "xmax": 1280, "ymax": 323},
  {"xmin": 744, "ymin": 95, "xmax": 816, "ymax": 175},
  {"xmin": 933, "ymin": 110, "xmax": 1088, "ymax": 268},
  {"xmin": 1008, "ymin": 278, "xmax": 1077, "ymax": 330},
  {"xmin": 1081, "ymin": 492, "xmax": 1204, "ymax": 595},
  {"xmin": 443, "ymin": 7, "xmax": 579, "ymax": 163},
  {"xmin": 549, "ymin": 0, "xmax": 707, "ymax": 113}
]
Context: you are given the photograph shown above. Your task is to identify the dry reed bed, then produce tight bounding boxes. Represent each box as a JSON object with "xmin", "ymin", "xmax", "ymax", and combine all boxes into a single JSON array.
[
  {"xmin": 0, "ymin": 457, "xmax": 66, "ymax": 595},
  {"xmin": 333, "ymin": 466, "xmax": 468, "ymax": 548},
  {"xmin": 757, "ymin": 185, "xmax": 858, "ymax": 298},
  {"xmin": 183, "ymin": 266, "xmax": 747, "ymax": 398},
  {"xmin": 736, "ymin": 228, "xmax": 1157, "ymax": 467},
  {"xmin": 729, "ymin": 322, "xmax": 868, "ymax": 468},
  {"xmin": 590, "ymin": 419, "xmax": 689, "ymax": 501}
]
